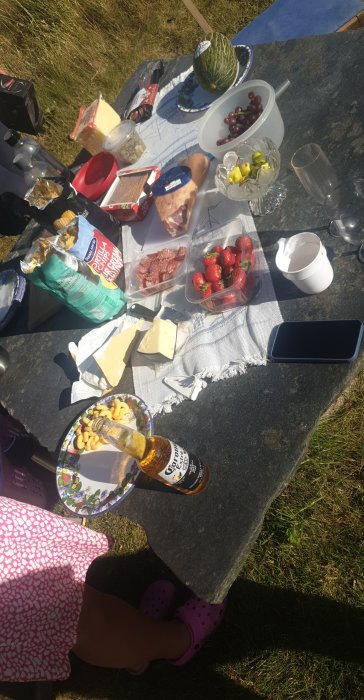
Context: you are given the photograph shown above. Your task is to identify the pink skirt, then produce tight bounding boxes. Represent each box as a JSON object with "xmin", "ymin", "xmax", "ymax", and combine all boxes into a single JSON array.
[{"xmin": 0, "ymin": 496, "xmax": 111, "ymax": 682}]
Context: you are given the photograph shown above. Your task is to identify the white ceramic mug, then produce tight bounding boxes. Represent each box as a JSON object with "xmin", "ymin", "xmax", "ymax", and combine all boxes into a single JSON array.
[{"xmin": 275, "ymin": 232, "xmax": 334, "ymax": 294}]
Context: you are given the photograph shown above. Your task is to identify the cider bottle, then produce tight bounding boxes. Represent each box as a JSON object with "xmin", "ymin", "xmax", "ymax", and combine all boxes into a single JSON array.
[{"xmin": 92, "ymin": 417, "xmax": 209, "ymax": 495}]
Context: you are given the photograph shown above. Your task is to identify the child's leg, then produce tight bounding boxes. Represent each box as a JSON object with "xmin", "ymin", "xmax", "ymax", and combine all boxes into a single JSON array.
[{"xmin": 73, "ymin": 584, "xmax": 190, "ymax": 669}]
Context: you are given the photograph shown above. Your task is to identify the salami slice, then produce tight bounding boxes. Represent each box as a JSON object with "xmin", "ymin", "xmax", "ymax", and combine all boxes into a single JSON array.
[{"xmin": 135, "ymin": 246, "xmax": 186, "ymax": 293}]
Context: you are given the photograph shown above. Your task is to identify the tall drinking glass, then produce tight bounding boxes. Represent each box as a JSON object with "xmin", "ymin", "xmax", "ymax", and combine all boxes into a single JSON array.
[
  {"xmin": 291, "ymin": 143, "xmax": 339, "ymax": 204},
  {"xmin": 325, "ymin": 179, "xmax": 364, "ymax": 261},
  {"xmin": 291, "ymin": 144, "xmax": 364, "ymax": 262}
]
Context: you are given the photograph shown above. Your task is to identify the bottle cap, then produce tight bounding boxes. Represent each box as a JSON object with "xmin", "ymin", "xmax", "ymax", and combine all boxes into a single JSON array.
[{"xmin": 4, "ymin": 129, "xmax": 20, "ymax": 146}]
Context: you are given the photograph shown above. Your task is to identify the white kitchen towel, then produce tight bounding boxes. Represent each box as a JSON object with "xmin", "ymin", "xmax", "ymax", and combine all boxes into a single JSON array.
[{"xmin": 122, "ymin": 70, "xmax": 283, "ymax": 414}]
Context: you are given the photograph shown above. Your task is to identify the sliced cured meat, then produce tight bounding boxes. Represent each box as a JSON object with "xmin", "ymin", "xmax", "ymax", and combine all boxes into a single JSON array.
[
  {"xmin": 157, "ymin": 248, "xmax": 175, "ymax": 259},
  {"xmin": 176, "ymin": 246, "xmax": 187, "ymax": 260},
  {"xmin": 134, "ymin": 246, "xmax": 187, "ymax": 294}
]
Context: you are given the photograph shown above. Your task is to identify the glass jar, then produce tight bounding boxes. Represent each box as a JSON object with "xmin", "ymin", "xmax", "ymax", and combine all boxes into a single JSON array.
[{"xmin": 102, "ymin": 121, "xmax": 146, "ymax": 166}]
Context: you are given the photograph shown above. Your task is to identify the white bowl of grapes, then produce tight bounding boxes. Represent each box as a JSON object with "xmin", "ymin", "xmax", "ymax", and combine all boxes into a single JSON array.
[{"xmin": 198, "ymin": 79, "xmax": 284, "ymax": 159}]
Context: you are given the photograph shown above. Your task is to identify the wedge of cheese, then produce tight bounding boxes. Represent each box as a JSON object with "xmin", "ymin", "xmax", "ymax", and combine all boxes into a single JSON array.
[
  {"xmin": 137, "ymin": 317, "xmax": 177, "ymax": 361},
  {"xmin": 94, "ymin": 320, "xmax": 142, "ymax": 387},
  {"xmin": 70, "ymin": 96, "xmax": 121, "ymax": 155}
]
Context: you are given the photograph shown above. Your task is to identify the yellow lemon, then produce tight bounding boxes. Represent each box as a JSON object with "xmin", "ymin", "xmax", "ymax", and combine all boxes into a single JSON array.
[
  {"xmin": 227, "ymin": 166, "xmax": 243, "ymax": 184},
  {"xmin": 239, "ymin": 162, "xmax": 251, "ymax": 178},
  {"xmin": 252, "ymin": 151, "xmax": 266, "ymax": 165}
]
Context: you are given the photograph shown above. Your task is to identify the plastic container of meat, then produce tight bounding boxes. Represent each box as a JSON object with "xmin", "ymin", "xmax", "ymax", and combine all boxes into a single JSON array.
[
  {"xmin": 125, "ymin": 240, "xmax": 188, "ymax": 299},
  {"xmin": 152, "ymin": 153, "xmax": 210, "ymax": 237}
]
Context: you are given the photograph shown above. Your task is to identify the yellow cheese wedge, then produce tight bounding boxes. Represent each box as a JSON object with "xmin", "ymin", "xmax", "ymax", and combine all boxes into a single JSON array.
[
  {"xmin": 94, "ymin": 320, "xmax": 142, "ymax": 387},
  {"xmin": 71, "ymin": 97, "xmax": 121, "ymax": 155},
  {"xmin": 137, "ymin": 317, "xmax": 177, "ymax": 361}
]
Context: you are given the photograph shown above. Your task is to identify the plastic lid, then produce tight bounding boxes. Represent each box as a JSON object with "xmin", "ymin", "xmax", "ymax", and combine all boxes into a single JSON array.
[
  {"xmin": 151, "ymin": 166, "xmax": 191, "ymax": 197},
  {"xmin": 103, "ymin": 121, "xmax": 135, "ymax": 150}
]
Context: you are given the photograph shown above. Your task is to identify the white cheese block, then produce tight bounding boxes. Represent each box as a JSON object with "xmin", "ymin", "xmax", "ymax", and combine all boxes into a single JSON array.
[
  {"xmin": 71, "ymin": 97, "xmax": 121, "ymax": 155},
  {"xmin": 94, "ymin": 320, "xmax": 142, "ymax": 387},
  {"xmin": 137, "ymin": 317, "xmax": 177, "ymax": 361}
]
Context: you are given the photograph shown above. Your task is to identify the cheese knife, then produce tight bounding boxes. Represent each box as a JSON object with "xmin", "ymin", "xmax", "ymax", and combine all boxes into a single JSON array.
[{"xmin": 128, "ymin": 302, "xmax": 190, "ymax": 324}]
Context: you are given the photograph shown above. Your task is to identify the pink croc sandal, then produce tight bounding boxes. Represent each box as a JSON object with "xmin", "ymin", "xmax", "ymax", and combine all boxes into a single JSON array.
[
  {"xmin": 139, "ymin": 579, "xmax": 177, "ymax": 619},
  {"xmin": 128, "ymin": 579, "xmax": 177, "ymax": 675},
  {"xmin": 171, "ymin": 595, "xmax": 227, "ymax": 666}
]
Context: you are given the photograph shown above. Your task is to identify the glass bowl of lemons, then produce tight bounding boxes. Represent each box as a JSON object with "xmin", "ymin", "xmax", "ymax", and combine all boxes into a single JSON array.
[{"xmin": 215, "ymin": 137, "xmax": 285, "ymax": 214}]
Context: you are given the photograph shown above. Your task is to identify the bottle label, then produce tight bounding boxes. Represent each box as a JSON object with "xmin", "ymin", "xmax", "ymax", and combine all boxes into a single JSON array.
[{"xmin": 158, "ymin": 441, "xmax": 207, "ymax": 492}]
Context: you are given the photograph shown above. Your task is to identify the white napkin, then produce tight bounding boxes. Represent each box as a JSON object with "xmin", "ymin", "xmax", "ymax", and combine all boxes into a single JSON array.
[
  {"xmin": 128, "ymin": 207, "xmax": 283, "ymax": 414},
  {"xmin": 69, "ymin": 314, "xmax": 142, "ymax": 403},
  {"xmin": 122, "ymin": 71, "xmax": 283, "ymax": 414}
]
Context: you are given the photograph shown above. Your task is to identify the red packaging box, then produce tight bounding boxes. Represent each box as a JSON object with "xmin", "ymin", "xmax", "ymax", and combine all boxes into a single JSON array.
[{"xmin": 100, "ymin": 166, "xmax": 160, "ymax": 222}]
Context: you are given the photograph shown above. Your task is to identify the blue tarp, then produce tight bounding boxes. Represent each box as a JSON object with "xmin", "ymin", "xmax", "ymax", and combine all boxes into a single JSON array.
[{"xmin": 233, "ymin": 0, "xmax": 364, "ymax": 45}]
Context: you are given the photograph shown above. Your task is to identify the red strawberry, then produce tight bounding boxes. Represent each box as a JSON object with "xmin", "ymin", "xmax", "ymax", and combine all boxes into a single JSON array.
[
  {"xmin": 212, "ymin": 245, "xmax": 223, "ymax": 254},
  {"xmin": 199, "ymin": 282, "xmax": 213, "ymax": 299},
  {"xmin": 230, "ymin": 268, "xmax": 247, "ymax": 290},
  {"xmin": 223, "ymin": 265, "xmax": 234, "ymax": 278},
  {"xmin": 236, "ymin": 235, "xmax": 253, "ymax": 254},
  {"xmin": 192, "ymin": 271, "xmax": 206, "ymax": 291},
  {"xmin": 245, "ymin": 249, "xmax": 256, "ymax": 269},
  {"xmin": 205, "ymin": 263, "xmax": 222, "ymax": 283},
  {"xmin": 220, "ymin": 247, "xmax": 235, "ymax": 268},
  {"xmin": 212, "ymin": 279, "xmax": 225, "ymax": 293},
  {"xmin": 203, "ymin": 251, "xmax": 220, "ymax": 266},
  {"xmin": 235, "ymin": 251, "xmax": 243, "ymax": 267},
  {"xmin": 223, "ymin": 292, "xmax": 237, "ymax": 306}
]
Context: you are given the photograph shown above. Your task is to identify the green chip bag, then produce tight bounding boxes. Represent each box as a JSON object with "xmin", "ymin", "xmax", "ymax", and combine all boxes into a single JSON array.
[{"xmin": 21, "ymin": 239, "xmax": 126, "ymax": 323}]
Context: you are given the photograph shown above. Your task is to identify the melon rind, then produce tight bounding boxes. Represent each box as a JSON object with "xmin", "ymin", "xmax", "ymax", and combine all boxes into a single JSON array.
[{"xmin": 193, "ymin": 32, "xmax": 237, "ymax": 93}]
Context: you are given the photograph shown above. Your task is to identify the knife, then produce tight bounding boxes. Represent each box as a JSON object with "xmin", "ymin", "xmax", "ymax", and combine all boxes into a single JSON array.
[{"xmin": 128, "ymin": 302, "xmax": 190, "ymax": 324}]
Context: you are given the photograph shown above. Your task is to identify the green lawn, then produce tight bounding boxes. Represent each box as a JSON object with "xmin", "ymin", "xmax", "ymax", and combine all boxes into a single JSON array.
[
  {"xmin": 52, "ymin": 374, "xmax": 363, "ymax": 700},
  {"xmin": 0, "ymin": 1, "xmax": 363, "ymax": 698}
]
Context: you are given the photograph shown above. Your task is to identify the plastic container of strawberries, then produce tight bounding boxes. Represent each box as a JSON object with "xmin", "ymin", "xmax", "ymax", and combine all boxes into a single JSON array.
[{"xmin": 184, "ymin": 220, "xmax": 260, "ymax": 313}]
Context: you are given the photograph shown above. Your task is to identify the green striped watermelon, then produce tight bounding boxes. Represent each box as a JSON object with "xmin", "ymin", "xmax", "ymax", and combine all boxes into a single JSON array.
[{"xmin": 193, "ymin": 32, "xmax": 237, "ymax": 93}]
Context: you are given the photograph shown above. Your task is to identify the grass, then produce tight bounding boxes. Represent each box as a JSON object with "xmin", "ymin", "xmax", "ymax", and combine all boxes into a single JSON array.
[
  {"xmin": 0, "ymin": 0, "xmax": 271, "ymax": 166},
  {"xmin": 0, "ymin": 1, "xmax": 363, "ymax": 698},
  {"xmin": 50, "ymin": 374, "xmax": 363, "ymax": 700},
  {"xmin": 53, "ymin": 373, "xmax": 364, "ymax": 700}
]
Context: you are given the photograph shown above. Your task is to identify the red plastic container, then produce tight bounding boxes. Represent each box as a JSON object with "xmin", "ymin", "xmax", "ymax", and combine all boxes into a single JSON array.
[{"xmin": 72, "ymin": 152, "xmax": 118, "ymax": 201}]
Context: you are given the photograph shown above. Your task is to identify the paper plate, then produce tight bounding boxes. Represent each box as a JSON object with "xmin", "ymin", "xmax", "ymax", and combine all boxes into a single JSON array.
[
  {"xmin": 57, "ymin": 393, "xmax": 153, "ymax": 516},
  {"xmin": 177, "ymin": 45, "xmax": 253, "ymax": 113},
  {"xmin": 0, "ymin": 270, "xmax": 26, "ymax": 331}
]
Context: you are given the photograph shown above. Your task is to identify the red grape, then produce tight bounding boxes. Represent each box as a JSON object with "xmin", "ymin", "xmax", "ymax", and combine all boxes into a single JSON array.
[{"xmin": 216, "ymin": 94, "xmax": 264, "ymax": 146}]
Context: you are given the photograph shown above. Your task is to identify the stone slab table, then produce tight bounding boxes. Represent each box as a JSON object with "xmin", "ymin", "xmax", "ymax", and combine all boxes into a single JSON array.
[{"xmin": 1, "ymin": 30, "xmax": 363, "ymax": 602}]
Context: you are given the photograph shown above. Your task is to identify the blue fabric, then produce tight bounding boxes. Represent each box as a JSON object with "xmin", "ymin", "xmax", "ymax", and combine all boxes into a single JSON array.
[{"xmin": 233, "ymin": 0, "xmax": 364, "ymax": 46}]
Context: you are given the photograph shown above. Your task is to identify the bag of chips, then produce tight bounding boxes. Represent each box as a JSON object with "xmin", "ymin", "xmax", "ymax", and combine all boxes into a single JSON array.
[
  {"xmin": 21, "ymin": 238, "xmax": 126, "ymax": 324},
  {"xmin": 53, "ymin": 211, "xmax": 123, "ymax": 284}
]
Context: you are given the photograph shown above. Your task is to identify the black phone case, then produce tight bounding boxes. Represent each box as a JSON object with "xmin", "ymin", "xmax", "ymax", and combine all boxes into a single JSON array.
[{"xmin": 269, "ymin": 320, "xmax": 363, "ymax": 364}]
